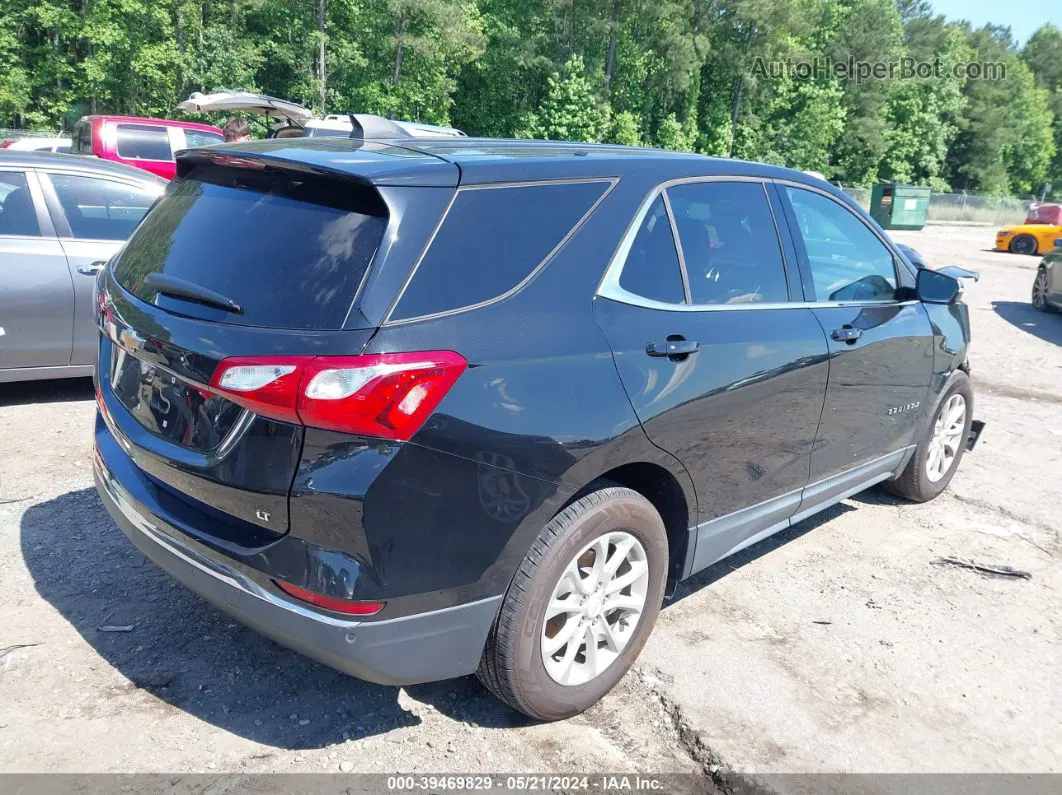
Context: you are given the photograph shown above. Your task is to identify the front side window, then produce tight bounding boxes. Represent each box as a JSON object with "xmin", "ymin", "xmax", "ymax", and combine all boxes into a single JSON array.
[
  {"xmin": 617, "ymin": 195, "xmax": 685, "ymax": 305},
  {"xmin": 115, "ymin": 124, "xmax": 172, "ymax": 161},
  {"xmin": 785, "ymin": 187, "xmax": 897, "ymax": 302},
  {"xmin": 667, "ymin": 181, "xmax": 789, "ymax": 305},
  {"xmin": 0, "ymin": 172, "xmax": 40, "ymax": 237},
  {"xmin": 48, "ymin": 174, "xmax": 160, "ymax": 241}
]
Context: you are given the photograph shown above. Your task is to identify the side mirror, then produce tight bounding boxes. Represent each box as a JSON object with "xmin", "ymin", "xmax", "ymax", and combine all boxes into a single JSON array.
[{"xmin": 916, "ymin": 268, "xmax": 960, "ymax": 304}]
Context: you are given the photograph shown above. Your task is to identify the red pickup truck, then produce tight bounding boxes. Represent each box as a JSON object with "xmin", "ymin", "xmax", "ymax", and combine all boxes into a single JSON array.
[{"xmin": 71, "ymin": 115, "xmax": 224, "ymax": 180}]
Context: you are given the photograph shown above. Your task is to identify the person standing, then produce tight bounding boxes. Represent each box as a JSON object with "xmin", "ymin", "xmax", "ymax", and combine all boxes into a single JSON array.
[{"xmin": 222, "ymin": 117, "xmax": 252, "ymax": 142}]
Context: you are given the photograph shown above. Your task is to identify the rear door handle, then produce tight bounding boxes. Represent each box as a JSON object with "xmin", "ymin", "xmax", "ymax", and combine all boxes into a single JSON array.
[
  {"xmin": 646, "ymin": 340, "xmax": 700, "ymax": 357},
  {"xmin": 831, "ymin": 326, "xmax": 863, "ymax": 343}
]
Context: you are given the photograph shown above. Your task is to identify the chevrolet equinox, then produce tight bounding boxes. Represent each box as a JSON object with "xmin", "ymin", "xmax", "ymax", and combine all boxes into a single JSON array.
[{"xmin": 93, "ymin": 136, "xmax": 977, "ymax": 720}]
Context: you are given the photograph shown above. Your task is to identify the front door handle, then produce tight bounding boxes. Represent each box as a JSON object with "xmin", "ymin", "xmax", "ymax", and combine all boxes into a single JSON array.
[
  {"xmin": 77, "ymin": 261, "xmax": 105, "ymax": 276},
  {"xmin": 646, "ymin": 339, "xmax": 700, "ymax": 358},
  {"xmin": 831, "ymin": 326, "xmax": 863, "ymax": 343}
]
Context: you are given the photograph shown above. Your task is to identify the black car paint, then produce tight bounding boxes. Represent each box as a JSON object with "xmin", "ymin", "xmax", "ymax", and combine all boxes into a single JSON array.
[{"xmin": 94, "ymin": 139, "xmax": 971, "ymax": 647}]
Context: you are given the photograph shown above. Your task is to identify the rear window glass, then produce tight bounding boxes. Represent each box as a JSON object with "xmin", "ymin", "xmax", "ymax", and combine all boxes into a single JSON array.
[
  {"xmin": 391, "ymin": 181, "xmax": 610, "ymax": 321},
  {"xmin": 113, "ymin": 165, "xmax": 388, "ymax": 329},
  {"xmin": 116, "ymin": 124, "xmax": 172, "ymax": 161}
]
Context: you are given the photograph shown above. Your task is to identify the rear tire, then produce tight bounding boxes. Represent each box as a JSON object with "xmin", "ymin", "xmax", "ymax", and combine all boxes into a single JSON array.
[
  {"xmin": 477, "ymin": 486, "xmax": 668, "ymax": 720},
  {"xmin": 885, "ymin": 371, "xmax": 973, "ymax": 503},
  {"xmin": 1010, "ymin": 234, "xmax": 1038, "ymax": 255}
]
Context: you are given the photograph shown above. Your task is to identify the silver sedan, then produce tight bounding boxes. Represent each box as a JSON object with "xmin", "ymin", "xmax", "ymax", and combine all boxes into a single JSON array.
[{"xmin": 0, "ymin": 150, "xmax": 164, "ymax": 382}]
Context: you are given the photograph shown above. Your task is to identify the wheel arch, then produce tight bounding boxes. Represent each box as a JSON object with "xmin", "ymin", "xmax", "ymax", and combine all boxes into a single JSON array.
[
  {"xmin": 1011, "ymin": 232, "xmax": 1039, "ymax": 254},
  {"xmin": 562, "ymin": 460, "xmax": 695, "ymax": 586}
]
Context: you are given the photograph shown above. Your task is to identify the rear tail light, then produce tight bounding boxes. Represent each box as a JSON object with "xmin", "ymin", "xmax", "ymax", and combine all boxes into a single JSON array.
[
  {"xmin": 94, "ymin": 380, "xmax": 110, "ymax": 422},
  {"xmin": 209, "ymin": 351, "xmax": 466, "ymax": 440},
  {"xmin": 273, "ymin": 580, "xmax": 384, "ymax": 616},
  {"xmin": 1, "ymin": 140, "xmax": 14, "ymax": 149}
]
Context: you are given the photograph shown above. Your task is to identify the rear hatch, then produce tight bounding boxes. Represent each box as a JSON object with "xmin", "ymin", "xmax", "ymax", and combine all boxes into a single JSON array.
[
  {"xmin": 97, "ymin": 150, "xmax": 401, "ymax": 540},
  {"xmin": 177, "ymin": 91, "xmax": 315, "ymax": 124}
]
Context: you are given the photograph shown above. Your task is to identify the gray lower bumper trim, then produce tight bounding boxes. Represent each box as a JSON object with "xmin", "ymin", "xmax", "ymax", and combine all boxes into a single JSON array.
[{"xmin": 94, "ymin": 451, "xmax": 501, "ymax": 687}]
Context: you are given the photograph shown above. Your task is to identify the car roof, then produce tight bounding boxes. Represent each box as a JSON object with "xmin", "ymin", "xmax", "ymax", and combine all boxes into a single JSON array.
[
  {"xmin": 192, "ymin": 136, "xmax": 834, "ymax": 192},
  {"xmin": 78, "ymin": 115, "xmax": 223, "ymax": 133},
  {"xmin": 0, "ymin": 149, "xmax": 168, "ymax": 184}
]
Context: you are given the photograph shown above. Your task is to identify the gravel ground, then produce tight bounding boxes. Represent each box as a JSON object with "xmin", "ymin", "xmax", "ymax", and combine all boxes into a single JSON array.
[{"xmin": 0, "ymin": 224, "xmax": 1059, "ymax": 785}]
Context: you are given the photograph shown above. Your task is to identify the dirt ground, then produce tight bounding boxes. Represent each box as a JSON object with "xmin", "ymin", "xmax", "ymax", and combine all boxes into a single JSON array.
[{"xmin": 1, "ymin": 224, "xmax": 1059, "ymax": 785}]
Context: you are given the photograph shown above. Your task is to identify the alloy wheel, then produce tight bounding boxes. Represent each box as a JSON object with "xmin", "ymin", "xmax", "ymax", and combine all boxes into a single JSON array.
[
  {"xmin": 926, "ymin": 394, "xmax": 966, "ymax": 483},
  {"xmin": 540, "ymin": 531, "xmax": 650, "ymax": 687},
  {"xmin": 1033, "ymin": 272, "xmax": 1048, "ymax": 309}
]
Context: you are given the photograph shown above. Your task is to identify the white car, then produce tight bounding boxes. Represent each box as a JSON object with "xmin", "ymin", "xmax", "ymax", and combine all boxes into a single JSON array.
[
  {"xmin": 304, "ymin": 115, "xmax": 466, "ymax": 139},
  {"xmin": 1, "ymin": 136, "xmax": 73, "ymax": 154}
]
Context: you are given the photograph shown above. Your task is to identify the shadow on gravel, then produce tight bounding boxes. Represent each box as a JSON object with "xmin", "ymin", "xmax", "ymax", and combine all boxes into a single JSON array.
[
  {"xmin": 21, "ymin": 488, "xmax": 523, "ymax": 750},
  {"xmin": 669, "ymin": 500, "xmax": 857, "ymax": 604},
  {"xmin": 0, "ymin": 377, "xmax": 93, "ymax": 407},
  {"xmin": 993, "ymin": 300, "xmax": 1062, "ymax": 346}
]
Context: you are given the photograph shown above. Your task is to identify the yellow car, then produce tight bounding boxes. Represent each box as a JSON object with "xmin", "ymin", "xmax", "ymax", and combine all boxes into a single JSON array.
[{"xmin": 995, "ymin": 225, "xmax": 1062, "ymax": 255}]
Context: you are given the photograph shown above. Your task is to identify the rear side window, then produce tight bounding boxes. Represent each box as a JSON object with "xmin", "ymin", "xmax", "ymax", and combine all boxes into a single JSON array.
[
  {"xmin": 391, "ymin": 181, "xmax": 609, "ymax": 321},
  {"xmin": 0, "ymin": 172, "xmax": 40, "ymax": 237},
  {"xmin": 116, "ymin": 124, "xmax": 172, "ymax": 161},
  {"xmin": 48, "ymin": 174, "xmax": 159, "ymax": 241},
  {"xmin": 667, "ymin": 181, "xmax": 789, "ymax": 305},
  {"xmin": 113, "ymin": 165, "xmax": 388, "ymax": 329},
  {"xmin": 184, "ymin": 130, "xmax": 225, "ymax": 148},
  {"xmin": 617, "ymin": 195, "xmax": 685, "ymax": 304}
]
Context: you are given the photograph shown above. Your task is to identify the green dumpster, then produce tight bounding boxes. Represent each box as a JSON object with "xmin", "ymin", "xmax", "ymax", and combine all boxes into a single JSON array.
[{"xmin": 869, "ymin": 183, "xmax": 930, "ymax": 230}]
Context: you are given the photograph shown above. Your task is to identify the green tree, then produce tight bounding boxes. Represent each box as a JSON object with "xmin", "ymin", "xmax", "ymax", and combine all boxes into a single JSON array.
[
  {"xmin": 606, "ymin": 109, "xmax": 642, "ymax": 145},
  {"xmin": 827, "ymin": 0, "xmax": 904, "ymax": 184},
  {"xmin": 947, "ymin": 25, "xmax": 1054, "ymax": 195},
  {"xmin": 879, "ymin": 13, "xmax": 970, "ymax": 189},
  {"xmin": 520, "ymin": 55, "xmax": 608, "ymax": 141},
  {"xmin": 1023, "ymin": 24, "xmax": 1062, "ymax": 195}
]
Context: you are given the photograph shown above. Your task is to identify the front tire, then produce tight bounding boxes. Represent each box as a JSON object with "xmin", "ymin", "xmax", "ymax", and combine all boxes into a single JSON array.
[
  {"xmin": 1010, "ymin": 234, "xmax": 1038, "ymax": 255},
  {"xmin": 885, "ymin": 371, "xmax": 973, "ymax": 502},
  {"xmin": 477, "ymin": 486, "xmax": 668, "ymax": 720},
  {"xmin": 1032, "ymin": 269, "xmax": 1057, "ymax": 312}
]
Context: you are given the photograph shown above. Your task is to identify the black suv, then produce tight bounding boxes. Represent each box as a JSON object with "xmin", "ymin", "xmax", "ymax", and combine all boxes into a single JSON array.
[{"xmin": 93, "ymin": 137, "xmax": 976, "ymax": 720}]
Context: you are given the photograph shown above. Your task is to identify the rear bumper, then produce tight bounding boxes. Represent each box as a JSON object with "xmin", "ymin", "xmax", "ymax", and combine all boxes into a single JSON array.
[{"xmin": 93, "ymin": 427, "xmax": 501, "ymax": 687}]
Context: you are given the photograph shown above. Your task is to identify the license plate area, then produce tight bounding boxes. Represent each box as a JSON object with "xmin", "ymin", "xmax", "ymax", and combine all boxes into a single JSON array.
[{"xmin": 109, "ymin": 345, "xmax": 245, "ymax": 453}]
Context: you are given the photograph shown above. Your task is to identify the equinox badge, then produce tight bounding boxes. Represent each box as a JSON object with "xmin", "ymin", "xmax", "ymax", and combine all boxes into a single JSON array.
[{"xmin": 887, "ymin": 402, "xmax": 920, "ymax": 415}]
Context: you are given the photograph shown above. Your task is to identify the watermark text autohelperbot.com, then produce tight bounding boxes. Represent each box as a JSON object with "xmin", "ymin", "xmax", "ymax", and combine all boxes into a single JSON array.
[{"xmin": 752, "ymin": 56, "xmax": 1006, "ymax": 84}]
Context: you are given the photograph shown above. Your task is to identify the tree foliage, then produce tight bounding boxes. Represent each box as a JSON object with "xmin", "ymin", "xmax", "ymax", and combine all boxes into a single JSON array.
[{"xmin": 0, "ymin": 0, "xmax": 1058, "ymax": 195}]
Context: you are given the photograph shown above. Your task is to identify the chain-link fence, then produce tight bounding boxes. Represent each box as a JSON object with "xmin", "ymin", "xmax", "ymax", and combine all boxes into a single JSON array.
[
  {"xmin": 0, "ymin": 127, "xmax": 71, "ymax": 140},
  {"xmin": 841, "ymin": 186, "xmax": 871, "ymax": 209},
  {"xmin": 925, "ymin": 192, "xmax": 1030, "ymax": 225},
  {"xmin": 841, "ymin": 184, "xmax": 1031, "ymax": 225}
]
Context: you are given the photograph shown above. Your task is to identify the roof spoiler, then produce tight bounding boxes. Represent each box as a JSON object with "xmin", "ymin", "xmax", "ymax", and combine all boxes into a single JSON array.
[{"xmin": 348, "ymin": 114, "xmax": 413, "ymax": 139}]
